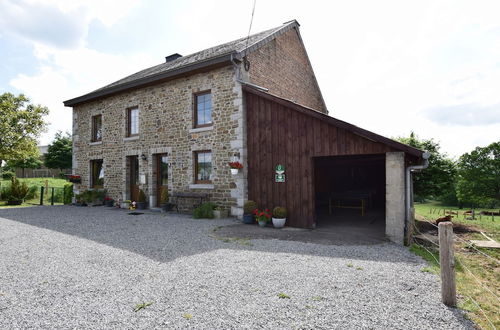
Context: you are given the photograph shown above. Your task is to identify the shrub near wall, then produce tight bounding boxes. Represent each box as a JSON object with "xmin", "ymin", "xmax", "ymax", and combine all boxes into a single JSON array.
[{"xmin": 63, "ymin": 184, "xmax": 73, "ymax": 204}]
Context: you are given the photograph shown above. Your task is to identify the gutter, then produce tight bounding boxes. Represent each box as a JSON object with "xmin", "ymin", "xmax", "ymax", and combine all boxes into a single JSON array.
[{"xmin": 405, "ymin": 151, "xmax": 430, "ymax": 237}]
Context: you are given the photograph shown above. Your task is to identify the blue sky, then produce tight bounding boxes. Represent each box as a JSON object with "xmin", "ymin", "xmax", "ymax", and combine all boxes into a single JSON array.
[{"xmin": 1, "ymin": 0, "xmax": 499, "ymax": 157}]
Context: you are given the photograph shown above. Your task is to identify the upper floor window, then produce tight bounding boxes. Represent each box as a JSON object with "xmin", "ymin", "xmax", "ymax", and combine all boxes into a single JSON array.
[
  {"xmin": 194, "ymin": 150, "xmax": 212, "ymax": 183},
  {"xmin": 90, "ymin": 159, "xmax": 104, "ymax": 188},
  {"xmin": 91, "ymin": 114, "xmax": 102, "ymax": 142},
  {"xmin": 127, "ymin": 107, "xmax": 139, "ymax": 136},
  {"xmin": 194, "ymin": 91, "xmax": 212, "ymax": 128}
]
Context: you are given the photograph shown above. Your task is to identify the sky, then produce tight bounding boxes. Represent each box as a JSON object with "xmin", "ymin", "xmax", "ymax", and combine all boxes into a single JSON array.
[{"xmin": 1, "ymin": 0, "xmax": 499, "ymax": 158}]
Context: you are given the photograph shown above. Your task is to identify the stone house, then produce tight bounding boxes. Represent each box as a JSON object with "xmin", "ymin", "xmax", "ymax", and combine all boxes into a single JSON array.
[{"xmin": 64, "ymin": 20, "xmax": 425, "ymax": 244}]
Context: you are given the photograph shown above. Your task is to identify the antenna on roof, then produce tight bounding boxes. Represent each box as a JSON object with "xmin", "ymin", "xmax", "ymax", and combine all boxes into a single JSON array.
[{"xmin": 242, "ymin": 0, "xmax": 257, "ymax": 71}]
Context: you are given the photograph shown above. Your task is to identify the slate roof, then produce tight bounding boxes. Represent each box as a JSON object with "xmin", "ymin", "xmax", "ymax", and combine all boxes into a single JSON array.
[{"xmin": 64, "ymin": 20, "xmax": 300, "ymax": 106}]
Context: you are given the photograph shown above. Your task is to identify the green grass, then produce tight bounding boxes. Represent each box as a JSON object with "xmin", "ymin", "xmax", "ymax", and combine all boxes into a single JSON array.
[
  {"xmin": 133, "ymin": 301, "xmax": 154, "ymax": 312},
  {"xmin": 414, "ymin": 201, "xmax": 500, "ymax": 238},
  {"xmin": 0, "ymin": 177, "xmax": 69, "ymax": 208},
  {"xmin": 409, "ymin": 244, "xmax": 440, "ymax": 274},
  {"xmin": 0, "ymin": 177, "xmax": 68, "ymax": 188},
  {"xmin": 414, "ymin": 201, "xmax": 500, "ymax": 329},
  {"xmin": 277, "ymin": 292, "xmax": 290, "ymax": 299}
]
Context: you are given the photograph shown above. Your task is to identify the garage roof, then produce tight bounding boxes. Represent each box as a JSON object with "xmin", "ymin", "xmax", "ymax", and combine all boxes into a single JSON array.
[{"xmin": 242, "ymin": 84, "xmax": 425, "ymax": 158}]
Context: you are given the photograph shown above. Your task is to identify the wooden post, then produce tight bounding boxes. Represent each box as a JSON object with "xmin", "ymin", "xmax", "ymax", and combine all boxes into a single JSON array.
[
  {"xmin": 40, "ymin": 186, "xmax": 44, "ymax": 206},
  {"xmin": 438, "ymin": 221, "xmax": 456, "ymax": 307}
]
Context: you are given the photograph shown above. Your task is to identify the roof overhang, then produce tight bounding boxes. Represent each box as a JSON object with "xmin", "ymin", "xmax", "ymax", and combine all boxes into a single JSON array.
[{"xmin": 63, "ymin": 52, "xmax": 237, "ymax": 107}]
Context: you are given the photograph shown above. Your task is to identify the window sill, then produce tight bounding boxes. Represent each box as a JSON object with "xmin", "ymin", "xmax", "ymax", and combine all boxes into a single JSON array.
[
  {"xmin": 123, "ymin": 135, "xmax": 139, "ymax": 142},
  {"xmin": 189, "ymin": 126, "xmax": 213, "ymax": 134},
  {"xmin": 189, "ymin": 184, "xmax": 214, "ymax": 190},
  {"xmin": 89, "ymin": 141, "xmax": 102, "ymax": 146}
]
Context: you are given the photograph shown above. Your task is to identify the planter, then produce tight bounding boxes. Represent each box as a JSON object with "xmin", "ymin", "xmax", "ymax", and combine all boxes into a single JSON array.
[
  {"xmin": 258, "ymin": 220, "xmax": 268, "ymax": 227},
  {"xmin": 230, "ymin": 168, "xmax": 239, "ymax": 175},
  {"xmin": 272, "ymin": 217, "xmax": 286, "ymax": 228},
  {"xmin": 7, "ymin": 200, "xmax": 22, "ymax": 206},
  {"xmin": 242, "ymin": 214, "xmax": 254, "ymax": 224},
  {"xmin": 136, "ymin": 202, "xmax": 147, "ymax": 210},
  {"xmin": 214, "ymin": 210, "xmax": 229, "ymax": 219},
  {"xmin": 121, "ymin": 202, "xmax": 130, "ymax": 209}
]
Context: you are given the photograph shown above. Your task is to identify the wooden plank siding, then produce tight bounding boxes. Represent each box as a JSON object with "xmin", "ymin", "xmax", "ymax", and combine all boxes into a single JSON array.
[{"xmin": 244, "ymin": 87, "xmax": 422, "ymax": 229}]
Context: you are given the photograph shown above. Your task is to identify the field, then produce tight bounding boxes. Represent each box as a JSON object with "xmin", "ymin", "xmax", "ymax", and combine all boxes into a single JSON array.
[
  {"xmin": 414, "ymin": 201, "xmax": 500, "ymax": 329},
  {"xmin": 0, "ymin": 178, "xmax": 69, "ymax": 208}
]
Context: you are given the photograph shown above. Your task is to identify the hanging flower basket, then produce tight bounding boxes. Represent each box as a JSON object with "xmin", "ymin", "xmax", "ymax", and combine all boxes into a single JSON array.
[
  {"xmin": 228, "ymin": 161, "xmax": 243, "ymax": 175},
  {"xmin": 67, "ymin": 175, "xmax": 81, "ymax": 184}
]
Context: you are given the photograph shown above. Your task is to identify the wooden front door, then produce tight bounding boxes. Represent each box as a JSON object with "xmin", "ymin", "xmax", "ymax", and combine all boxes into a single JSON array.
[
  {"xmin": 156, "ymin": 154, "xmax": 169, "ymax": 206},
  {"xmin": 128, "ymin": 156, "xmax": 139, "ymax": 202}
]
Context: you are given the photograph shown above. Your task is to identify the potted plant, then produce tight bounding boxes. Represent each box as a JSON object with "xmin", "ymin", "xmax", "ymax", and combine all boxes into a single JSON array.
[
  {"xmin": 136, "ymin": 189, "xmax": 147, "ymax": 209},
  {"xmin": 121, "ymin": 200, "xmax": 131, "ymax": 209},
  {"xmin": 272, "ymin": 206, "xmax": 287, "ymax": 228},
  {"xmin": 7, "ymin": 177, "xmax": 28, "ymax": 205},
  {"xmin": 213, "ymin": 206, "xmax": 228, "ymax": 219},
  {"xmin": 159, "ymin": 188, "xmax": 175, "ymax": 212},
  {"xmin": 253, "ymin": 208, "xmax": 271, "ymax": 227},
  {"xmin": 243, "ymin": 200, "xmax": 257, "ymax": 224},
  {"xmin": 104, "ymin": 196, "xmax": 114, "ymax": 207},
  {"xmin": 91, "ymin": 189, "xmax": 105, "ymax": 206},
  {"xmin": 228, "ymin": 161, "xmax": 243, "ymax": 175}
]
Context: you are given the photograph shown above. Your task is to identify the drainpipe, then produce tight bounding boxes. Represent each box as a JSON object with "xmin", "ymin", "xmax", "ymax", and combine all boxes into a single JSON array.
[{"xmin": 405, "ymin": 151, "xmax": 431, "ymax": 235}]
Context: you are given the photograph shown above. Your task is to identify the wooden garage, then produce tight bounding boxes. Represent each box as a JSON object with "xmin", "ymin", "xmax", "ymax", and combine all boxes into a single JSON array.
[{"xmin": 244, "ymin": 86, "xmax": 424, "ymax": 239}]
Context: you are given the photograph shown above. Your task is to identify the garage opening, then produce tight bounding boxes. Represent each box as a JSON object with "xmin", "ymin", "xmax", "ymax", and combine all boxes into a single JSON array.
[{"xmin": 314, "ymin": 154, "xmax": 386, "ymax": 241}]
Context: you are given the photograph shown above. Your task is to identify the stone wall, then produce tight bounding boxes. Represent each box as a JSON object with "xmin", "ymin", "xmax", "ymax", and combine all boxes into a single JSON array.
[
  {"xmin": 72, "ymin": 66, "xmax": 244, "ymax": 214},
  {"xmin": 247, "ymin": 27, "xmax": 327, "ymax": 113}
]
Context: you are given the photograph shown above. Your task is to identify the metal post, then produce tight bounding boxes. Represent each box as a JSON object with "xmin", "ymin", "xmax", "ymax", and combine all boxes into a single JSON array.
[
  {"xmin": 438, "ymin": 221, "xmax": 456, "ymax": 307},
  {"xmin": 40, "ymin": 186, "xmax": 44, "ymax": 205},
  {"xmin": 51, "ymin": 187, "xmax": 54, "ymax": 206}
]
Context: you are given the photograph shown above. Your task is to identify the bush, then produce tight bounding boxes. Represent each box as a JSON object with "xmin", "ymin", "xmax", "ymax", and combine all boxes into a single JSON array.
[
  {"xmin": 59, "ymin": 172, "xmax": 68, "ymax": 179},
  {"xmin": 272, "ymin": 206, "xmax": 287, "ymax": 218},
  {"xmin": 63, "ymin": 184, "xmax": 73, "ymax": 204},
  {"xmin": 9, "ymin": 177, "xmax": 29, "ymax": 201},
  {"xmin": 193, "ymin": 202, "xmax": 216, "ymax": 219},
  {"xmin": 25, "ymin": 185, "xmax": 38, "ymax": 200},
  {"xmin": 1, "ymin": 171, "xmax": 15, "ymax": 180},
  {"xmin": 243, "ymin": 200, "xmax": 257, "ymax": 214},
  {"xmin": 0, "ymin": 186, "xmax": 11, "ymax": 201},
  {"xmin": 138, "ymin": 189, "xmax": 146, "ymax": 203},
  {"xmin": 160, "ymin": 188, "xmax": 169, "ymax": 204}
]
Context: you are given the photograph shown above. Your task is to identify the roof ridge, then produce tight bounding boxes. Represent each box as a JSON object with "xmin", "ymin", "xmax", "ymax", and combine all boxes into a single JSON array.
[{"xmin": 64, "ymin": 20, "xmax": 299, "ymax": 106}]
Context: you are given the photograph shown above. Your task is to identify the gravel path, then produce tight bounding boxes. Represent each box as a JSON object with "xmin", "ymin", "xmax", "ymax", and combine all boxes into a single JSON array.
[{"xmin": 0, "ymin": 206, "xmax": 472, "ymax": 329}]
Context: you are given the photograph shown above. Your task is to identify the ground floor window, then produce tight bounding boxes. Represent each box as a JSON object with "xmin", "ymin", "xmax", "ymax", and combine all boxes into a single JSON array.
[
  {"xmin": 90, "ymin": 159, "xmax": 104, "ymax": 188},
  {"xmin": 194, "ymin": 150, "xmax": 212, "ymax": 183}
]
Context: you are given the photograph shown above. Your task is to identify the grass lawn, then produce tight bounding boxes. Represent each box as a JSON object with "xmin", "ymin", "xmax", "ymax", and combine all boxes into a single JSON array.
[
  {"xmin": 0, "ymin": 177, "xmax": 68, "ymax": 188},
  {"xmin": 414, "ymin": 201, "xmax": 500, "ymax": 329},
  {"xmin": 0, "ymin": 178, "xmax": 69, "ymax": 209}
]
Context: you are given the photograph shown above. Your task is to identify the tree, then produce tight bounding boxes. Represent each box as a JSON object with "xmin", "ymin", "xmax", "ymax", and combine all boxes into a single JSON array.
[
  {"xmin": 6, "ymin": 155, "xmax": 42, "ymax": 178},
  {"xmin": 44, "ymin": 132, "xmax": 72, "ymax": 171},
  {"xmin": 0, "ymin": 93, "xmax": 48, "ymax": 165},
  {"xmin": 456, "ymin": 141, "xmax": 500, "ymax": 208},
  {"xmin": 396, "ymin": 132, "xmax": 456, "ymax": 200}
]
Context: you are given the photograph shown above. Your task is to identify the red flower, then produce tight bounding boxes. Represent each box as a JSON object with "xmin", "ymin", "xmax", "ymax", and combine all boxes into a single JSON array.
[{"xmin": 228, "ymin": 161, "xmax": 243, "ymax": 169}]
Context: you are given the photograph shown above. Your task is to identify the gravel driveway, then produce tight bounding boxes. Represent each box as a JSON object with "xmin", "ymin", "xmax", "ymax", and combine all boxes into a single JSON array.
[{"xmin": 0, "ymin": 206, "xmax": 472, "ymax": 329}]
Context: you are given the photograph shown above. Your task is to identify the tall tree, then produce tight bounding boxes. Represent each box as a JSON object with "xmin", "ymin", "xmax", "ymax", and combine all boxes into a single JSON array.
[
  {"xmin": 456, "ymin": 141, "xmax": 500, "ymax": 207},
  {"xmin": 44, "ymin": 132, "xmax": 72, "ymax": 171},
  {"xmin": 396, "ymin": 132, "xmax": 456, "ymax": 200},
  {"xmin": 0, "ymin": 93, "xmax": 48, "ymax": 165},
  {"xmin": 6, "ymin": 155, "xmax": 43, "ymax": 178}
]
